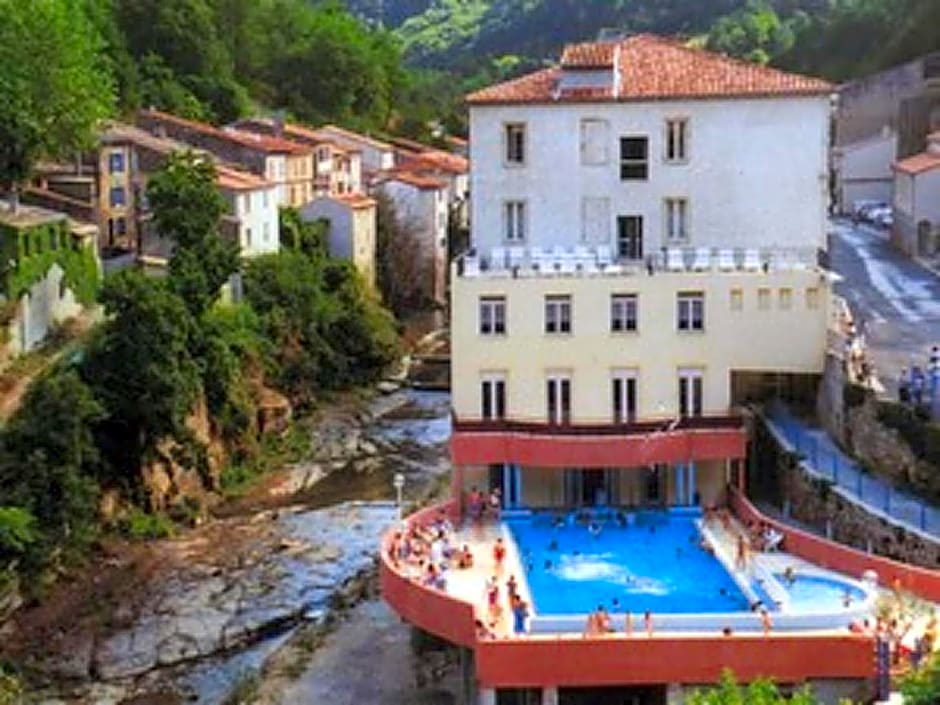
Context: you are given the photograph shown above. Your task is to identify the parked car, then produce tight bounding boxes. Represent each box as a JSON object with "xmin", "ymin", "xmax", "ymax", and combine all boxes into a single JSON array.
[
  {"xmin": 859, "ymin": 202, "xmax": 889, "ymax": 222},
  {"xmin": 851, "ymin": 199, "xmax": 886, "ymax": 220},
  {"xmin": 868, "ymin": 206, "xmax": 893, "ymax": 228}
]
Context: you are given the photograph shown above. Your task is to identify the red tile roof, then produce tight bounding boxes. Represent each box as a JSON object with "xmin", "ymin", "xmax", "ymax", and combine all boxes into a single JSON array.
[
  {"xmin": 334, "ymin": 193, "xmax": 377, "ymax": 209},
  {"xmin": 561, "ymin": 41, "xmax": 617, "ymax": 69},
  {"xmin": 400, "ymin": 151, "xmax": 469, "ymax": 175},
  {"xmin": 215, "ymin": 165, "xmax": 274, "ymax": 191},
  {"xmin": 318, "ymin": 124, "xmax": 393, "ymax": 152},
  {"xmin": 377, "ymin": 170, "xmax": 448, "ymax": 191},
  {"xmin": 467, "ymin": 34, "xmax": 833, "ymax": 105},
  {"xmin": 139, "ymin": 110, "xmax": 312, "ymax": 155},
  {"xmin": 894, "ymin": 151, "xmax": 940, "ymax": 175}
]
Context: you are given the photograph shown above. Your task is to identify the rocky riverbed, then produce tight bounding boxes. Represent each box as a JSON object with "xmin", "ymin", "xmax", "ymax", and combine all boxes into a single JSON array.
[{"xmin": 7, "ymin": 390, "xmax": 452, "ymax": 705}]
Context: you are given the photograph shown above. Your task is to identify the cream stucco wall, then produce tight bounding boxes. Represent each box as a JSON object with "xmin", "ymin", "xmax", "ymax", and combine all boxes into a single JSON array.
[
  {"xmin": 469, "ymin": 96, "xmax": 830, "ymax": 254},
  {"xmin": 230, "ymin": 185, "xmax": 280, "ymax": 256},
  {"xmin": 452, "ymin": 268, "xmax": 831, "ymax": 422}
]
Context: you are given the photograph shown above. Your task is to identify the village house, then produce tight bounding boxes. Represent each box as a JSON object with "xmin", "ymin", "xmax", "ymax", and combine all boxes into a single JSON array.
[
  {"xmin": 833, "ymin": 127, "xmax": 898, "ymax": 214},
  {"xmin": 136, "ymin": 109, "xmax": 315, "ymax": 208},
  {"xmin": 310, "ymin": 124, "xmax": 395, "ymax": 181},
  {"xmin": 373, "ymin": 170, "xmax": 450, "ymax": 306},
  {"xmin": 300, "ymin": 193, "xmax": 377, "ymax": 286},
  {"xmin": 391, "ymin": 137, "xmax": 471, "ymax": 229},
  {"xmin": 893, "ymin": 130, "xmax": 940, "ymax": 256},
  {"xmin": 0, "ymin": 200, "xmax": 100, "ymax": 353},
  {"xmin": 232, "ymin": 119, "xmax": 364, "ymax": 198}
]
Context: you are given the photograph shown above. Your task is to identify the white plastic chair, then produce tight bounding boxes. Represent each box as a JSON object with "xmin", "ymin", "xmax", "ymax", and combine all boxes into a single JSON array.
[
  {"xmin": 596, "ymin": 244, "xmax": 613, "ymax": 268},
  {"xmin": 743, "ymin": 248, "xmax": 761, "ymax": 272},
  {"xmin": 717, "ymin": 248, "xmax": 736, "ymax": 271},
  {"xmin": 573, "ymin": 245, "xmax": 593, "ymax": 268},
  {"xmin": 463, "ymin": 256, "xmax": 480, "ymax": 277},
  {"xmin": 530, "ymin": 246, "xmax": 550, "ymax": 271},
  {"xmin": 692, "ymin": 248, "xmax": 711, "ymax": 271},
  {"xmin": 666, "ymin": 248, "xmax": 685, "ymax": 272},
  {"xmin": 490, "ymin": 247, "xmax": 506, "ymax": 271},
  {"xmin": 559, "ymin": 253, "xmax": 577, "ymax": 274},
  {"xmin": 508, "ymin": 246, "xmax": 525, "ymax": 269}
]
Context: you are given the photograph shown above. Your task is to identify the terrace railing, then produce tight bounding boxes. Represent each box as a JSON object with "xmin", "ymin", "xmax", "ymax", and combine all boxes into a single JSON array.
[{"xmin": 452, "ymin": 412, "xmax": 744, "ymax": 436}]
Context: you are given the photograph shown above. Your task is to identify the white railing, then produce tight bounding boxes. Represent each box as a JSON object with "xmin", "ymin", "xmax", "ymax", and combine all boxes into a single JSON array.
[{"xmin": 457, "ymin": 245, "xmax": 820, "ymax": 279}]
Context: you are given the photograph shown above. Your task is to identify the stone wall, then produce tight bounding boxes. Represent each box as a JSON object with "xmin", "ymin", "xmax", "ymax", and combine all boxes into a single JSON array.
[{"xmin": 756, "ymin": 418, "xmax": 940, "ymax": 570}]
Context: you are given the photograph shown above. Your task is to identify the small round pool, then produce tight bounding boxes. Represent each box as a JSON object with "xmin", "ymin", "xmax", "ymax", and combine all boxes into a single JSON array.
[{"xmin": 775, "ymin": 573, "xmax": 867, "ymax": 612}]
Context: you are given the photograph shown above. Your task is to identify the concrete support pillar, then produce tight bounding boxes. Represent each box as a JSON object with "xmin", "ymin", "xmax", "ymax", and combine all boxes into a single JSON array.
[
  {"xmin": 675, "ymin": 463, "xmax": 685, "ymax": 506},
  {"xmin": 478, "ymin": 688, "xmax": 496, "ymax": 705},
  {"xmin": 452, "ymin": 464, "xmax": 464, "ymax": 521},
  {"xmin": 688, "ymin": 462, "xmax": 697, "ymax": 505},
  {"xmin": 666, "ymin": 683, "xmax": 684, "ymax": 705},
  {"xmin": 542, "ymin": 686, "xmax": 559, "ymax": 705}
]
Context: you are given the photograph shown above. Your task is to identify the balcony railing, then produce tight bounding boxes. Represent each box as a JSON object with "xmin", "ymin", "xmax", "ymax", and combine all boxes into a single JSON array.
[
  {"xmin": 455, "ymin": 245, "xmax": 821, "ymax": 279},
  {"xmin": 452, "ymin": 412, "xmax": 744, "ymax": 436}
]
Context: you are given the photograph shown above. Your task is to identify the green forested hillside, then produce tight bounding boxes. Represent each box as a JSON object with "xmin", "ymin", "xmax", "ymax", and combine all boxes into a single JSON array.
[{"xmin": 345, "ymin": 0, "xmax": 940, "ymax": 84}]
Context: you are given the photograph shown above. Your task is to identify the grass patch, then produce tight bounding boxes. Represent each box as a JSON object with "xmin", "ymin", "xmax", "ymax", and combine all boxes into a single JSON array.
[{"xmin": 220, "ymin": 419, "xmax": 314, "ymax": 498}]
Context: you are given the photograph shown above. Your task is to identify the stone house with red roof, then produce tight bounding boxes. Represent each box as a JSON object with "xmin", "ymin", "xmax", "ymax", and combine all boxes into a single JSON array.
[{"xmin": 893, "ymin": 130, "xmax": 940, "ymax": 255}]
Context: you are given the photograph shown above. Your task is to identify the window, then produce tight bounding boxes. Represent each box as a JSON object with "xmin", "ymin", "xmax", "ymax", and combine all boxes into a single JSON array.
[
  {"xmin": 581, "ymin": 197, "xmax": 610, "ymax": 244},
  {"xmin": 505, "ymin": 123, "xmax": 526, "ymax": 165},
  {"xmin": 610, "ymin": 294, "xmax": 638, "ymax": 332},
  {"xmin": 109, "ymin": 151, "xmax": 125, "ymax": 173},
  {"xmin": 479, "ymin": 296, "xmax": 506, "ymax": 335},
  {"xmin": 730, "ymin": 288, "xmax": 743, "ymax": 311},
  {"xmin": 545, "ymin": 295, "xmax": 572, "ymax": 334},
  {"xmin": 678, "ymin": 369, "xmax": 704, "ymax": 418},
  {"xmin": 481, "ymin": 374, "xmax": 506, "ymax": 421},
  {"xmin": 806, "ymin": 287, "xmax": 820, "ymax": 310},
  {"xmin": 612, "ymin": 369, "xmax": 638, "ymax": 423},
  {"xmin": 758, "ymin": 287, "xmax": 771, "ymax": 311},
  {"xmin": 504, "ymin": 201, "xmax": 526, "ymax": 242},
  {"xmin": 263, "ymin": 222, "xmax": 270, "ymax": 242},
  {"xmin": 580, "ymin": 118, "xmax": 609, "ymax": 165},
  {"xmin": 665, "ymin": 198, "xmax": 688, "ymax": 241},
  {"xmin": 619, "ymin": 136, "xmax": 648, "ymax": 180},
  {"xmin": 665, "ymin": 118, "xmax": 689, "ymax": 162},
  {"xmin": 116, "ymin": 217, "xmax": 127, "ymax": 236},
  {"xmin": 109, "ymin": 186, "xmax": 126, "ymax": 208},
  {"xmin": 546, "ymin": 374, "xmax": 572, "ymax": 425},
  {"xmin": 779, "ymin": 288, "xmax": 792, "ymax": 310},
  {"xmin": 245, "ymin": 227, "xmax": 252, "ymax": 248},
  {"xmin": 243, "ymin": 193, "xmax": 251, "ymax": 214},
  {"xmin": 677, "ymin": 292, "xmax": 704, "ymax": 331},
  {"xmin": 617, "ymin": 215, "xmax": 643, "ymax": 259},
  {"xmin": 263, "ymin": 190, "xmax": 269, "ymax": 209}
]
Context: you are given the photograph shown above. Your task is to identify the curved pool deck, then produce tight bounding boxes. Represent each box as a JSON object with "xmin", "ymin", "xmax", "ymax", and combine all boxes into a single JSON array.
[{"xmin": 380, "ymin": 501, "xmax": 884, "ymax": 689}]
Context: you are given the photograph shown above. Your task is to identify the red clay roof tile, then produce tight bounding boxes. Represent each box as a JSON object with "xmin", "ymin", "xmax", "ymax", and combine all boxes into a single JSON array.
[{"xmin": 467, "ymin": 34, "xmax": 833, "ymax": 105}]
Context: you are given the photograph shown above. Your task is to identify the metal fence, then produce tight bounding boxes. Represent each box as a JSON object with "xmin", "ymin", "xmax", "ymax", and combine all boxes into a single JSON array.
[{"xmin": 766, "ymin": 405, "xmax": 940, "ymax": 538}]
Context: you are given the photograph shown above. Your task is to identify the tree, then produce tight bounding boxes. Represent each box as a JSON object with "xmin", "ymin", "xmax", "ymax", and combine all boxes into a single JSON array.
[
  {"xmin": 147, "ymin": 152, "xmax": 240, "ymax": 317},
  {"xmin": 375, "ymin": 192, "xmax": 432, "ymax": 318},
  {"xmin": 279, "ymin": 207, "xmax": 330, "ymax": 259},
  {"xmin": 0, "ymin": 369, "xmax": 104, "ymax": 566},
  {"xmin": 81, "ymin": 271, "xmax": 202, "ymax": 479},
  {"xmin": 685, "ymin": 670, "xmax": 827, "ymax": 705},
  {"xmin": 0, "ymin": 0, "xmax": 114, "ymax": 209},
  {"xmin": 706, "ymin": 1, "xmax": 795, "ymax": 64}
]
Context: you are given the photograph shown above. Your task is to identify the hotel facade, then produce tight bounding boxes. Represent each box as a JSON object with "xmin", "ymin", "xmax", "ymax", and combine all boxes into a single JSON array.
[{"xmin": 378, "ymin": 35, "xmax": 932, "ymax": 705}]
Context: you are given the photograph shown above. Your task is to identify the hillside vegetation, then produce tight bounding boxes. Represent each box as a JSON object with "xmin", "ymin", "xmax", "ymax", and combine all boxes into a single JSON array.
[{"xmin": 345, "ymin": 0, "xmax": 940, "ymax": 84}]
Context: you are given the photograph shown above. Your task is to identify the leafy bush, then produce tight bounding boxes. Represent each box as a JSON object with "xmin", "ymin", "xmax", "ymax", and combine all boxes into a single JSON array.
[
  {"xmin": 0, "ymin": 507, "xmax": 36, "ymax": 561},
  {"xmin": 685, "ymin": 670, "xmax": 828, "ymax": 705},
  {"xmin": 901, "ymin": 650, "xmax": 940, "ymax": 705},
  {"xmin": 119, "ymin": 508, "xmax": 175, "ymax": 540}
]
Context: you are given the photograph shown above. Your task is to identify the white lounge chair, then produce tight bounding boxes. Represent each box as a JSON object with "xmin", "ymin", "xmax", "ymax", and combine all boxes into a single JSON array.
[
  {"xmin": 692, "ymin": 248, "xmax": 711, "ymax": 271},
  {"xmin": 559, "ymin": 253, "xmax": 577, "ymax": 274},
  {"xmin": 743, "ymin": 249, "xmax": 761, "ymax": 271},
  {"xmin": 596, "ymin": 244, "xmax": 613, "ymax": 268},
  {"xmin": 530, "ymin": 246, "xmax": 551, "ymax": 271},
  {"xmin": 717, "ymin": 248, "xmax": 736, "ymax": 271},
  {"xmin": 666, "ymin": 248, "xmax": 685, "ymax": 272},
  {"xmin": 574, "ymin": 245, "xmax": 593, "ymax": 268},
  {"xmin": 490, "ymin": 247, "xmax": 506, "ymax": 271},
  {"xmin": 463, "ymin": 256, "xmax": 480, "ymax": 277},
  {"xmin": 508, "ymin": 246, "xmax": 525, "ymax": 269}
]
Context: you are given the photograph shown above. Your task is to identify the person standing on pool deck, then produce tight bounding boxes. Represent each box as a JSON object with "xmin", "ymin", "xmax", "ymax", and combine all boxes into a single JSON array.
[
  {"xmin": 486, "ymin": 576, "xmax": 501, "ymax": 626},
  {"xmin": 511, "ymin": 594, "xmax": 529, "ymax": 634},
  {"xmin": 644, "ymin": 611, "xmax": 653, "ymax": 637},
  {"xmin": 761, "ymin": 608, "xmax": 773, "ymax": 636},
  {"xmin": 624, "ymin": 610, "xmax": 634, "ymax": 636},
  {"xmin": 493, "ymin": 537, "xmax": 506, "ymax": 575}
]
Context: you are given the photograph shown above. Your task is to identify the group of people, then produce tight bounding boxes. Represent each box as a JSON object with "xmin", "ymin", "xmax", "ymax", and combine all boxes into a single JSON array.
[
  {"xmin": 467, "ymin": 486, "xmax": 503, "ymax": 526},
  {"xmin": 387, "ymin": 508, "xmax": 475, "ymax": 591},
  {"xmin": 745, "ymin": 520, "xmax": 784, "ymax": 553},
  {"xmin": 484, "ymin": 558, "xmax": 530, "ymax": 635},
  {"xmin": 584, "ymin": 606, "xmax": 654, "ymax": 637},
  {"xmin": 897, "ymin": 345, "xmax": 940, "ymax": 406},
  {"xmin": 849, "ymin": 612, "xmax": 938, "ymax": 669}
]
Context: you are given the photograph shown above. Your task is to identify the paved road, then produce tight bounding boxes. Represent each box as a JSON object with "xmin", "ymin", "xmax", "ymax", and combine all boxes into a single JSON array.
[{"xmin": 829, "ymin": 219, "xmax": 940, "ymax": 395}]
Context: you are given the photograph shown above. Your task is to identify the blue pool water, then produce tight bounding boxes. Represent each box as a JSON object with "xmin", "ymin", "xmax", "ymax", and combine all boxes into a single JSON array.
[
  {"xmin": 777, "ymin": 574, "xmax": 866, "ymax": 612},
  {"xmin": 506, "ymin": 510, "xmax": 749, "ymax": 615}
]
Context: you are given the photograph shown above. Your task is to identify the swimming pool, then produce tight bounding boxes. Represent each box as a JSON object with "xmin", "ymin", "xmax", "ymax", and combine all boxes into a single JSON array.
[
  {"xmin": 777, "ymin": 573, "xmax": 867, "ymax": 613},
  {"xmin": 506, "ymin": 510, "xmax": 749, "ymax": 615}
]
